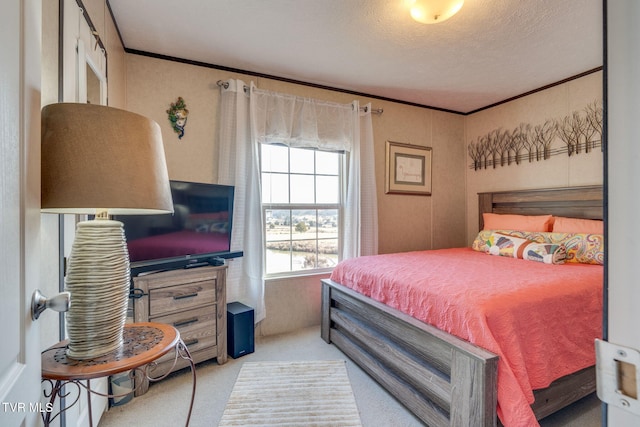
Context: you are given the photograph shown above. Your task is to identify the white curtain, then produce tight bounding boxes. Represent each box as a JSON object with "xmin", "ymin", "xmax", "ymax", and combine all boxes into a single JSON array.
[
  {"xmin": 251, "ymin": 88, "xmax": 354, "ymax": 151},
  {"xmin": 218, "ymin": 79, "xmax": 265, "ymax": 322},
  {"xmin": 344, "ymin": 103, "xmax": 378, "ymax": 258},
  {"xmin": 218, "ymin": 82, "xmax": 378, "ymax": 323}
]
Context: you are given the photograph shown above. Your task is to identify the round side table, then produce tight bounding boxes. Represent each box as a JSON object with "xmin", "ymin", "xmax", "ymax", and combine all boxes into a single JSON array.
[{"xmin": 41, "ymin": 322, "xmax": 195, "ymax": 427}]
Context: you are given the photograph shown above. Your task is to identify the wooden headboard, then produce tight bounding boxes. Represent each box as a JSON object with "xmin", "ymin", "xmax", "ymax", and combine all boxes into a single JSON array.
[{"xmin": 478, "ymin": 186, "xmax": 603, "ymax": 230}]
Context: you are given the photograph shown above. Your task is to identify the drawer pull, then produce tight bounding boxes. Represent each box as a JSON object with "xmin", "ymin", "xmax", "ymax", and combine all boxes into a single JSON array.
[
  {"xmin": 183, "ymin": 339, "xmax": 199, "ymax": 347},
  {"xmin": 173, "ymin": 317, "xmax": 199, "ymax": 328},
  {"xmin": 173, "ymin": 292, "xmax": 198, "ymax": 300}
]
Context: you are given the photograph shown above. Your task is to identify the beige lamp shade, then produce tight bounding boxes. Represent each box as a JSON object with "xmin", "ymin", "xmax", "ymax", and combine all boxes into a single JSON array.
[{"xmin": 41, "ymin": 103, "xmax": 173, "ymax": 215}]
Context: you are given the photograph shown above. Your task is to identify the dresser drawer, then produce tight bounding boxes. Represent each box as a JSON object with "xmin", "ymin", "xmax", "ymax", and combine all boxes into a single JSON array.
[
  {"xmin": 148, "ymin": 278, "xmax": 216, "ymax": 317},
  {"xmin": 146, "ymin": 308, "xmax": 218, "ymax": 378},
  {"xmin": 151, "ymin": 305, "xmax": 217, "ymax": 347},
  {"xmin": 163, "ymin": 325, "xmax": 217, "ymax": 358}
]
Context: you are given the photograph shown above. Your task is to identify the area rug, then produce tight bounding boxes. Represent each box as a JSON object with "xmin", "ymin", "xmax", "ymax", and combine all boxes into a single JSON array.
[{"xmin": 218, "ymin": 360, "xmax": 362, "ymax": 426}]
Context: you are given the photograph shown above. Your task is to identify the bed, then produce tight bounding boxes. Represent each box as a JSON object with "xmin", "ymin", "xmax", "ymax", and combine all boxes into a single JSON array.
[{"xmin": 321, "ymin": 186, "xmax": 603, "ymax": 427}]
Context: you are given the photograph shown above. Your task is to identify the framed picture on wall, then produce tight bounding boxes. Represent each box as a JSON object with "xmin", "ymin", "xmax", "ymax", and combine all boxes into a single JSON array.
[{"xmin": 385, "ymin": 141, "xmax": 432, "ymax": 195}]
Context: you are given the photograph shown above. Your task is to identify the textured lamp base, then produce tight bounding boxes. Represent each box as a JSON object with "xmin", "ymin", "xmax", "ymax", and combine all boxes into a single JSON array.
[{"xmin": 65, "ymin": 219, "xmax": 130, "ymax": 359}]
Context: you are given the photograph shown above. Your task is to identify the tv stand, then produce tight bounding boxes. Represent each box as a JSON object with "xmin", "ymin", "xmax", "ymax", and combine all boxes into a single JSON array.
[{"xmin": 131, "ymin": 265, "xmax": 227, "ymax": 395}]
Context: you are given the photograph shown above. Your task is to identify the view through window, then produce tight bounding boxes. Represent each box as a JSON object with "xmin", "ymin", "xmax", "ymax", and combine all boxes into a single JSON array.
[{"xmin": 261, "ymin": 144, "xmax": 342, "ymax": 275}]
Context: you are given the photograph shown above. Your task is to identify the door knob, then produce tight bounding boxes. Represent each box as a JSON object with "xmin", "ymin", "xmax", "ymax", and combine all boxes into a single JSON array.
[{"xmin": 31, "ymin": 289, "xmax": 70, "ymax": 320}]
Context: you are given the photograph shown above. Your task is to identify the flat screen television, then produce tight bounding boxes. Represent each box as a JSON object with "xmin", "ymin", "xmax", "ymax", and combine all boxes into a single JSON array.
[{"xmin": 115, "ymin": 180, "xmax": 242, "ymax": 276}]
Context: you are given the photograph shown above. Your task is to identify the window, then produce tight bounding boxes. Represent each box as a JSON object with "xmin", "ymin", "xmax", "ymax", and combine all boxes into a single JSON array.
[{"xmin": 261, "ymin": 144, "xmax": 343, "ymax": 275}]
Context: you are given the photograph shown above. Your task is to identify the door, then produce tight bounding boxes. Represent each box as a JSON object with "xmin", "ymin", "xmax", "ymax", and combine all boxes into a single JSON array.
[
  {"xmin": 0, "ymin": 0, "xmax": 43, "ymax": 426},
  {"xmin": 606, "ymin": 1, "xmax": 640, "ymax": 425}
]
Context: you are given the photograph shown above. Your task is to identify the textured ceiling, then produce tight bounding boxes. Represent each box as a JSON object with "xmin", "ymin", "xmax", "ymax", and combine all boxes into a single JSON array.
[{"xmin": 107, "ymin": 0, "xmax": 603, "ymax": 113}]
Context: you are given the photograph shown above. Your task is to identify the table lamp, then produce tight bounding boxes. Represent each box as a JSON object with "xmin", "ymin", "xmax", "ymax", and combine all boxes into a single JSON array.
[{"xmin": 41, "ymin": 103, "xmax": 173, "ymax": 360}]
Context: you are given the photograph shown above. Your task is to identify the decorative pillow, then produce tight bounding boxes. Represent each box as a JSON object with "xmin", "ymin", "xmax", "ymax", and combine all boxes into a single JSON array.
[
  {"xmin": 482, "ymin": 213, "xmax": 553, "ymax": 232},
  {"xmin": 551, "ymin": 216, "xmax": 604, "ymax": 234},
  {"xmin": 523, "ymin": 242, "xmax": 567, "ymax": 265},
  {"xmin": 472, "ymin": 229, "xmax": 532, "ymax": 253},
  {"xmin": 485, "ymin": 233, "xmax": 533, "ymax": 258},
  {"xmin": 547, "ymin": 232, "xmax": 604, "ymax": 265},
  {"xmin": 479, "ymin": 231, "xmax": 566, "ymax": 264},
  {"xmin": 472, "ymin": 230, "xmax": 604, "ymax": 265}
]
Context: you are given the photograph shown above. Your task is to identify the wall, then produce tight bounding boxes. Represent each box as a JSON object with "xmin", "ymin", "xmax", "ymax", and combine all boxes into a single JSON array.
[
  {"xmin": 464, "ymin": 71, "xmax": 603, "ymax": 244},
  {"xmin": 124, "ymin": 53, "xmax": 467, "ymax": 335}
]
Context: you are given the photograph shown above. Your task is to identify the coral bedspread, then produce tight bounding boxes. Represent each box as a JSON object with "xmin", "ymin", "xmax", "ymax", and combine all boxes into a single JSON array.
[{"xmin": 330, "ymin": 247, "xmax": 603, "ymax": 427}]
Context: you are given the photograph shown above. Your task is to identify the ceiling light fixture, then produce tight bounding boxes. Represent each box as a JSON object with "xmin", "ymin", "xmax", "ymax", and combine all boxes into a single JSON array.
[{"xmin": 407, "ymin": 0, "xmax": 464, "ymax": 24}]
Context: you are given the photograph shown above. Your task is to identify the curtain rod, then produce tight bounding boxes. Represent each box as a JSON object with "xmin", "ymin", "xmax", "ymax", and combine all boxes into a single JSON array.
[
  {"xmin": 362, "ymin": 106, "xmax": 384, "ymax": 115},
  {"xmin": 216, "ymin": 80, "xmax": 383, "ymax": 115},
  {"xmin": 217, "ymin": 80, "xmax": 249, "ymax": 92}
]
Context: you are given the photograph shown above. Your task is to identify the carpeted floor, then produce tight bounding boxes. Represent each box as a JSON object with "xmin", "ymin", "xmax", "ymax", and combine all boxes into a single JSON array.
[{"xmin": 98, "ymin": 326, "xmax": 602, "ymax": 427}]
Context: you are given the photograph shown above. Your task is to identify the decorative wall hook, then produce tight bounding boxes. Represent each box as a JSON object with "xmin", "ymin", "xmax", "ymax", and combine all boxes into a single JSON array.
[{"xmin": 167, "ymin": 97, "xmax": 189, "ymax": 140}]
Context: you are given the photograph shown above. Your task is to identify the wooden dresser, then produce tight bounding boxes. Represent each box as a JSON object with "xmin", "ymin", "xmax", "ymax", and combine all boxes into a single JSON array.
[{"xmin": 131, "ymin": 265, "xmax": 227, "ymax": 394}]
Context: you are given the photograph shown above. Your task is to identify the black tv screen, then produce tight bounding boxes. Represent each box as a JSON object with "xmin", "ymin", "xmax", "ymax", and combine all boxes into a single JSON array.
[{"xmin": 116, "ymin": 180, "xmax": 241, "ymax": 275}]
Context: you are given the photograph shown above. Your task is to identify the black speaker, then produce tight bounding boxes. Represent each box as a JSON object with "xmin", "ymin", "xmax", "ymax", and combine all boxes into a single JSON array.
[{"xmin": 227, "ymin": 302, "xmax": 254, "ymax": 358}]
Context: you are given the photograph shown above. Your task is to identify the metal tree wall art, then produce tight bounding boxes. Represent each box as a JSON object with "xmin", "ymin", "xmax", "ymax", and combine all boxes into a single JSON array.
[
  {"xmin": 583, "ymin": 102, "xmax": 603, "ymax": 152},
  {"xmin": 555, "ymin": 113, "xmax": 582, "ymax": 155},
  {"xmin": 511, "ymin": 123, "xmax": 530, "ymax": 165},
  {"xmin": 492, "ymin": 129, "xmax": 509, "ymax": 167},
  {"xmin": 533, "ymin": 120, "xmax": 555, "ymax": 161},
  {"xmin": 467, "ymin": 101, "xmax": 603, "ymax": 170}
]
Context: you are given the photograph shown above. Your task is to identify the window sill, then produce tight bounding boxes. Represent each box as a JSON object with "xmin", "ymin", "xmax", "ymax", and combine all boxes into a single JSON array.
[{"xmin": 264, "ymin": 268, "xmax": 333, "ymax": 282}]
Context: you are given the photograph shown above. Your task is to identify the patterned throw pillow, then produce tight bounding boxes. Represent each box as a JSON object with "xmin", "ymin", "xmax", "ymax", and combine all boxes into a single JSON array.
[
  {"xmin": 472, "ymin": 230, "xmax": 531, "ymax": 253},
  {"xmin": 472, "ymin": 230, "xmax": 604, "ymax": 265},
  {"xmin": 478, "ymin": 231, "xmax": 566, "ymax": 265},
  {"xmin": 545, "ymin": 232, "xmax": 604, "ymax": 265},
  {"xmin": 485, "ymin": 233, "xmax": 531, "ymax": 258},
  {"xmin": 524, "ymin": 242, "xmax": 567, "ymax": 265}
]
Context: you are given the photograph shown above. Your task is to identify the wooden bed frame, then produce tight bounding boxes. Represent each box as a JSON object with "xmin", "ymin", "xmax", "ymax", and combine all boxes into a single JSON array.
[{"xmin": 321, "ymin": 185, "xmax": 603, "ymax": 426}]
